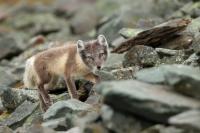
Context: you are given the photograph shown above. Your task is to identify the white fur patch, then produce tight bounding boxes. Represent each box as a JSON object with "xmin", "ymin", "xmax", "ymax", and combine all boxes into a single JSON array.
[{"xmin": 23, "ymin": 56, "xmax": 37, "ymax": 89}]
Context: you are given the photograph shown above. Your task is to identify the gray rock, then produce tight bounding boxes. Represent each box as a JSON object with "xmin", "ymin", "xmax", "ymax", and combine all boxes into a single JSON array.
[
  {"xmin": 103, "ymin": 53, "xmax": 125, "ymax": 71},
  {"xmin": 14, "ymin": 124, "xmax": 56, "ymax": 133},
  {"xmin": 96, "ymin": 80, "xmax": 200, "ymax": 123},
  {"xmin": 82, "ymin": 123, "xmax": 108, "ymax": 133},
  {"xmin": 42, "ymin": 117, "xmax": 68, "ymax": 131},
  {"xmin": 136, "ymin": 64, "xmax": 200, "ymax": 99},
  {"xmin": 142, "ymin": 124, "xmax": 185, "ymax": 133},
  {"xmin": 52, "ymin": 93, "xmax": 70, "ymax": 103},
  {"xmin": 97, "ymin": 6, "xmax": 141, "ymax": 44},
  {"xmin": 43, "ymin": 99, "xmax": 91, "ymax": 121},
  {"xmin": 15, "ymin": 89, "xmax": 38, "ymax": 102},
  {"xmin": 170, "ymin": 2, "xmax": 200, "ymax": 19},
  {"xmin": 95, "ymin": 71, "xmax": 115, "ymax": 81},
  {"xmin": 69, "ymin": 111, "xmax": 101, "ymax": 133},
  {"xmin": 7, "ymin": 32, "xmax": 30, "ymax": 51},
  {"xmin": 97, "ymin": 15, "xmax": 123, "ymax": 44},
  {"xmin": 119, "ymin": 28, "xmax": 143, "ymax": 38},
  {"xmin": 111, "ymin": 67, "xmax": 140, "ymax": 80},
  {"xmin": 158, "ymin": 51, "xmax": 191, "ymax": 65},
  {"xmin": 23, "ymin": 106, "xmax": 43, "ymax": 127},
  {"xmin": 155, "ymin": 48, "xmax": 184, "ymax": 56},
  {"xmin": 1, "ymin": 87, "xmax": 26, "ymax": 111},
  {"xmin": 65, "ymin": 127, "xmax": 81, "ymax": 133},
  {"xmin": 0, "ymin": 126, "xmax": 13, "ymax": 133},
  {"xmin": 1, "ymin": 88, "xmax": 38, "ymax": 111},
  {"xmin": 151, "ymin": 0, "xmax": 184, "ymax": 18},
  {"xmin": 47, "ymin": 28, "xmax": 71, "ymax": 42},
  {"xmin": 43, "ymin": 102, "xmax": 99, "ymax": 131},
  {"xmin": 0, "ymin": 67, "xmax": 18, "ymax": 87},
  {"xmin": 163, "ymin": 65, "xmax": 200, "ymax": 99},
  {"xmin": 169, "ymin": 109, "xmax": 200, "ymax": 132},
  {"xmin": 183, "ymin": 53, "xmax": 200, "ymax": 67},
  {"xmin": 69, "ymin": 7, "xmax": 101, "ymax": 35},
  {"xmin": 136, "ymin": 18, "xmax": 163, "ymax": 29},
  {"xmin": 191, "ymin": 33, "xmax": 200, "ymax": 53},
  {"xmin": 6, "ymin": 13, "xmax": 67, "ymax": 36},
  {"xmin": 111, "ymin": 36, "xmax": 127, "ymax": 48},
  {"xmin": 0, "ymin": 34, "xmax": 21, "ymax": 60},
  {"xmin": 0, "ymin": 101, "xmax": 38, "ymax": 129},
  {"xmin": 135, "ymin": 67, "xmax": 166, "ymax": 84},
  {"xmin": 101, "ymin": 105, "xmax": 142, "ymax": 133},
  {"xmin": 75, "ymin": 111, "xmax": 100, "ymax": 127},
  {"xmin": 186, "ymin": 17, "xmax": 200, "ymax": 52},
  {"xmin": 123, "ymin": 45, "xmax": 160, "ymax": 67},
  {"xmin": 85, "ymin": 95, "xmax": 101, "ymax": 105}
]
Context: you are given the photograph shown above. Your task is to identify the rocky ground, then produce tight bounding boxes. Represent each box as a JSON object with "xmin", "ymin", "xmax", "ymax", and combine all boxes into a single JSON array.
[{"xmin": 0, "ymin": 0, "xmax": 200, "ymax": 133}]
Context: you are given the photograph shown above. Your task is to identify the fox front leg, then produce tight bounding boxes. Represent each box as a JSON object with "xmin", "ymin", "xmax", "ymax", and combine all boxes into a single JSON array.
[{"xmin": 64, "ymin": 75, "xmax": 79, "ymax": 99}]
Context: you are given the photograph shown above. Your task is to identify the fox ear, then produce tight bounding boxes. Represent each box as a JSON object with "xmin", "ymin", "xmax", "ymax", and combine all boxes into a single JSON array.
[
  {"xmin": 77, "ymin": 40, "xmax": 85, "ymax": 51},
  {"xmin": 98, "ymin": 34, "xmax": 108, "ymax": 46}
]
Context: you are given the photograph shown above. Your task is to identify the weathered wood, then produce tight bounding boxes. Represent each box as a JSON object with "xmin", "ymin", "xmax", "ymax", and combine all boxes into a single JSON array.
[{"xmin": 111, "ymin": 19, "xmax": 191, "ymax": 54}]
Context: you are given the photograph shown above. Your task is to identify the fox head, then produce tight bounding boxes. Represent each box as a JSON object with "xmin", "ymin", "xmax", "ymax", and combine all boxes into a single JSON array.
[{"xmin": 77, "ymin": 35, "xmax": 109, "ymax": 70}]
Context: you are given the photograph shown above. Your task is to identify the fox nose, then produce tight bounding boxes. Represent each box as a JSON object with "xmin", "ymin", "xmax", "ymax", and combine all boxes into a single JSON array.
[{"xmin": 97, "ymin": 66, "xmax": 101, "ymax": 70}]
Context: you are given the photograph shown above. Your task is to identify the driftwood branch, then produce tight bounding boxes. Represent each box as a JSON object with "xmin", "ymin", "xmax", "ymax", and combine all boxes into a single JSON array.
[{"xmin": 111, "ymin": 19, "xmax": 191, "ymax": 54}]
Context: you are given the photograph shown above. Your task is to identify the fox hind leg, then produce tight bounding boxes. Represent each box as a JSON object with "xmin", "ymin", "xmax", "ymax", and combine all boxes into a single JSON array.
[
  {"xmin": 36, "ymin": 69, "xmax": 53, "ymax": 111},
  {"xmin": 44, "ymin": 75, "xmax": 59, "ymax": 91}
]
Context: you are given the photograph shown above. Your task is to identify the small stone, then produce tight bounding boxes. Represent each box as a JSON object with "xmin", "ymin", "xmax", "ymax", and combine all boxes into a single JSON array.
[
  {"xmin": 111, "ymin": 67, "xmax": 140, "ymax": 80},
  {"xmin": 119, "ymin": 28, "xmax": 143, "ymax": 38},
  {"xmin": 43, "ymin": 99, "xmax": 91, "ymax": 121},
  {"xmin": 169, "ymin": 109, "xmax": 200, "ymax": 132},
  {"xmin": 155, "ymin": 48, "xmax": 182, "ymax": 56},
  {"xmin": 123, "ymin": 45, "xmax": 160, "ymax": 67},
  {"xmin": 142, "ymin": 124, "xmax": 185, "ymax": 133}
]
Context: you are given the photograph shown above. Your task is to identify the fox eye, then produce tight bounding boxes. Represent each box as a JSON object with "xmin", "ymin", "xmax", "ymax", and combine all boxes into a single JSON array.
[
  {"xmin": 99, "ymin": 53, "xmax": 104, "ymax": 58},
  {"xmin": 86, "ymin": 56, "xmax": 94, "ymax": 61}
]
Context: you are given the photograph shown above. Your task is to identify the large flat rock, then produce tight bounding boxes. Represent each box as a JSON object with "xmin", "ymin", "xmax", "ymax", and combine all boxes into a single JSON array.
[
  {"xmin": 135, "ymin": 65, "xmax": 200, "ymax": 99},
  {"xmin": 96, "ymin": 80, "xmax": 200, "ymax": 123}
]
